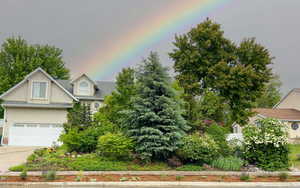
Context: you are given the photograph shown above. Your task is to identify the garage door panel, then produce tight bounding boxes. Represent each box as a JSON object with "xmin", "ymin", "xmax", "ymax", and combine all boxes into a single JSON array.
[{"xmin": 9, "ymin": 123, "xmax": 63, "ymax": 146}]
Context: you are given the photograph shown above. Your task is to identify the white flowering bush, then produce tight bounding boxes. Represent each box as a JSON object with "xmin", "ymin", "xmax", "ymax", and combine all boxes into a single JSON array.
[{"xmin": 243, "ymin": 118, "xmax": 289, "ymax": 171}]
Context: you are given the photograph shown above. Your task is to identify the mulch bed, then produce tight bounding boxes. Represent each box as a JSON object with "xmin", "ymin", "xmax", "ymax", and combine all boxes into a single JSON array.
[{"xmin": 1, "ymin": 175, "xmax": 300, "ymax": 182}]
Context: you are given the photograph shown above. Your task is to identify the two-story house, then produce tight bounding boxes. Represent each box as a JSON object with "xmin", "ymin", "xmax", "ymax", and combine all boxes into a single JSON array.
[{"xmin": 0, "ymin": 68, "xmax": 115, "ymax": 146}]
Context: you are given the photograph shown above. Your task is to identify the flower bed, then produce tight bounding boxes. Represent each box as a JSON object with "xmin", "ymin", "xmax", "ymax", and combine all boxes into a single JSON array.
[{"xmin": 1, "ymin": 174, "xmax": 300, "ymax": 182}]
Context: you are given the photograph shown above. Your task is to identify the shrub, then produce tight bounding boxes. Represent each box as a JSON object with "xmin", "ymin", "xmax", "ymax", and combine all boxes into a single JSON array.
[
  {"xmin": 96, "ymin": 133, "xmax": 134, "ymax": 160},
  {"xmin": 44, "ymin": 171, "xmax": 57, "ymax": 181},
  {"xmin": 19, "ymin": 170, "xmax": 27, "ymax": 180},
  {"xmin": 177, "ymin": 133, "xmax": 219, "ymax": 164},
  {"xmin": 60, "ymin": 126, "xmax": 107, "ymax": 153},
  {"xmin": 211, "ymin": 156, "xmax": 244, "ymax": 171},
  {"xmin": 279, "ymin": 172, "xmax": 289, "ymax": 181},
  {"xmin": 240, "ymin": 173, "xmax": 250, "ymax": 181},
  {"xmin": 9, "ymin": 164, "xmax": 26, "ymax": 172},
  {"xmin": 175, "ymin": 175, "xmax": 184, "ymax": 181},
  {"xmin": 206, "ymin": 123, "xmax": 232, "ymax": 156},
  {"xmin": 243, "ymin": 118, "xmax": 289, "ymax": 171},
  {"xmin": 296, "ymin": 154, "xmax": 300, "ymax": 161},
  {"xmin": 75, "ymin": 171, "xmax": 84, "ymax": 182}
]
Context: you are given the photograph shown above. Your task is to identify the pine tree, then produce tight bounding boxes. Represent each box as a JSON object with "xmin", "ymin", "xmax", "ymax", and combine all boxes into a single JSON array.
[
  {"xmin": 64, "ymin": 102, "xmax": 93, "ymax": 132},
  {"xmin": 123, "ymin": 52, "xmax": 189, "ymax": 162}
]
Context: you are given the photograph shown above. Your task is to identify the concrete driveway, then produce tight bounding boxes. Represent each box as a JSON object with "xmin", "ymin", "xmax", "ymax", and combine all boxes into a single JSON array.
[{"xmin": 0, "ymin": 146, "xmax": 40, "ymax": 172}]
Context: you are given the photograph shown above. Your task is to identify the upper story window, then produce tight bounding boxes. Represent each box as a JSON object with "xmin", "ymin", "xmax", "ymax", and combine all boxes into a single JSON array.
[
  {"xmin": 32, "ymin": 81, "xmax": 47, "ymax": 99},
  {"xmin": 78, "ymin": 81, "xmax": 90, "ymax": 95}
]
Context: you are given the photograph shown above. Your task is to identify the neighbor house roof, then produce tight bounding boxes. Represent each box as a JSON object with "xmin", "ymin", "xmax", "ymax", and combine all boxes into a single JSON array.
[
  {"xmin": 56, "ymin": 80, "xmax": 116, "ymax": 100},
  {"xmin": 273, "ymin": 88, "xmax": 300, "ymax": 108},
  {"xmin": 253, "ymin": 108, "xmax": 300, "ymax": 121}
]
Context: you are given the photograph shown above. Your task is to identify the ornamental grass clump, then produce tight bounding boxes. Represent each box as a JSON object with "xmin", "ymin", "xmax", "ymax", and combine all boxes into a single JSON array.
[
  {"xmin": 211, "ymin": 156, "xmax": 244, "ymax": 171},
  {"xmin": 243, "ymin": 118, "xmax": 289, "ymax": 171}
]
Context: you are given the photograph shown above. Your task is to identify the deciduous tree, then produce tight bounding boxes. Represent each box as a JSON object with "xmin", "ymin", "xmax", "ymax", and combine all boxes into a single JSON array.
[{"xmin": 170, "ymin": 19, "xmax": 273, "ymax": 125}]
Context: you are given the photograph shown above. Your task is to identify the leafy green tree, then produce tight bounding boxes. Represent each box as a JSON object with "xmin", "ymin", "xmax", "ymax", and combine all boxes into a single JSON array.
[
  {"xmin": 0, "ymin": 37, "xmax": 70, "ymax": 117},
  {"xmin": 97, "ymin": 67, "xmax": 136, "ymax": 126},
  {"xmin": 196, "ymin": 90, "xmax": 229, "ymax": 125},
  {"xmin": 122, "ymin": 52, "xmax": 189, "ymax": 161},
  {"xmin": 170, "ymin": 19, "xmax": 273, "ymax": 125},
  {"xmin": 255, "ymin": 74, "xmax": 282, "ymax": 108}
]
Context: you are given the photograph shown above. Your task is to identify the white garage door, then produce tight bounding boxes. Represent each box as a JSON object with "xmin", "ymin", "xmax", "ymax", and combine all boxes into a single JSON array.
[{"xmin": 9, "ymin": 123, "xmax": 64, "ymax": 146}]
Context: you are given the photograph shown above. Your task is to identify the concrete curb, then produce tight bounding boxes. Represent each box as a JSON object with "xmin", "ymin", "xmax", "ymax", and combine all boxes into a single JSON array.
[
  {"xmin": 1, "ymin": 181, "xmax": 300, "ymax": 187},
  {"xmin": 1, "ymin": 170, "xmax": 300, "ymax": 177}
]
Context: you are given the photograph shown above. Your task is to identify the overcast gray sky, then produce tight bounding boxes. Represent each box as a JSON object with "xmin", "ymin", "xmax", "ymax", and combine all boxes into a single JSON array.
[{"xmin": 0, "ymin": 0, "xmax": 299, "ymax": 94}]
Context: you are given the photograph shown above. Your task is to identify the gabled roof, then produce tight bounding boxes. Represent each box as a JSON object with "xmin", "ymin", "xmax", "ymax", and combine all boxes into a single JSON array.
[
  {"xmin": 0, "ymin": 67, "xmax": 78, "ymax": 101},
  {"xmin": 253, "ymin": 108, "xmax": 300, "ymax": 121},
  {"xmin": 273, "ymin": 88, "xmax": 300, "ymax": 108},
  {"xmin": 71, "ymin": 74, "xmax": 97, "ymax": 87},
  {"xmin": 56, "ymin": 80, "xmax": 116, "ymax": 100}
]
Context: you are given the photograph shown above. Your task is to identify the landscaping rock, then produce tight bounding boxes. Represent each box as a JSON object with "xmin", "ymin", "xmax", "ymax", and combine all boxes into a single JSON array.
[
  {"xmin": 167, "ymin": 156, "xmax": 182, "ymax": 168},
  {"xmin": 244, "ymin": 165, "xmax": 262, "ymax": 172},
  {"xmin": 202, "ymin": 164, "xmax": 214, "ymax": 171}
]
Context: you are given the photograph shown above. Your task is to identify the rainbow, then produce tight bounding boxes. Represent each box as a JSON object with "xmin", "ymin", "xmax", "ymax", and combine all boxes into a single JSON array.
[{"xmin": 77, "ymin": 0, "xmax": 231, "ymax": 80}]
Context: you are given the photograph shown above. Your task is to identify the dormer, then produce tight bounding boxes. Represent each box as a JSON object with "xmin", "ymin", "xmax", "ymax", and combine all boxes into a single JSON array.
[{"xmin": 71, "ymin": 74, "xmax": 96, "ymax": 96}]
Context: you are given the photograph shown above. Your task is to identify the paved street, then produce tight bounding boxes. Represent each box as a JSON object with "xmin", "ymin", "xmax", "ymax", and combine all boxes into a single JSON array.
[{"xmin": 0, "ymin": 146, "xmax": 39, "ymax": 172}]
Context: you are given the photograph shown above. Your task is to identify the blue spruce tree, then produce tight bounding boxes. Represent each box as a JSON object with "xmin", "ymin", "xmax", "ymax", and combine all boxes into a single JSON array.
[{"xmin": 123, "ymin": 52, "xmax": 189, "ymax": 162}]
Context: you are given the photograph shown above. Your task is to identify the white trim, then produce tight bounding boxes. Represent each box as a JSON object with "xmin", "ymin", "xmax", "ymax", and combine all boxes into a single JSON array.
[
  {"xmin": 1, "ymin": 107, "xmax": 6, "ymax": 145},
  {"xmin": 71, "ymin": 74, "xmax": 97, "ymax": 86},
  {"xmin": 0, "ymin": 67, "xmax": 78, "ymax": 102},
  {"xmin": 30, "ymin": 80, "xmax": 49, "ymax": 100}
]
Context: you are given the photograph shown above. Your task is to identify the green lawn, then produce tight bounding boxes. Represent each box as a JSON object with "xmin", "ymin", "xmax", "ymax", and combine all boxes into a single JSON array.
[{"xmin": 289, "ymin": 144, "xmax": 300, "ymax": 169}]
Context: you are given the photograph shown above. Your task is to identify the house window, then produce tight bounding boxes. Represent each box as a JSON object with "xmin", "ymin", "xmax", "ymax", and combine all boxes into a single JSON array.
[
  {"xmin": 94, "ymin": 102, "xmax": 100, "ymax": 109},
  {"xmin": 32, "ymin": 81, "xmax": 47, "ymax": 99},
  {"xmin": 78, "ymin": 81, "xmax": 90, "ymax": 95},
  {"xmin": 292, "ymin": 122, "xmax": 299, "ymax": 130}
]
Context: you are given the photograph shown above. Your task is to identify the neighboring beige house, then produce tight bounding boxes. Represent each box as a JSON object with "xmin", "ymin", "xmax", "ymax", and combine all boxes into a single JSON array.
[
  {"xmin": 0, "ymin": 68, "xmax": 115, "ymax": 146},
  {"xmin": 233, "ymin": 88, "xmax": 300, "ymax": 139}
]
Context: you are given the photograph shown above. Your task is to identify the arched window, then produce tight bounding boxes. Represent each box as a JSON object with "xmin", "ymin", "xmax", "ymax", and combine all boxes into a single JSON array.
[{"xmin": 79, "ymin": 81, "xmax": 90, "ymax": 95}]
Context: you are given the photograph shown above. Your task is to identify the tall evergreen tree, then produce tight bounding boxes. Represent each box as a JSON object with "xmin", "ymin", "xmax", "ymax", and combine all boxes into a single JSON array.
[
  {"xmin": 97, "ymin": 67, "xmax": 136, "ymax": 126},
  {"xmin": 123, "ymin": 52, "xmax": 189, "ymax": 161},
  {"xmin": 64, "ymin": 103, "xmax": 93, "ymax": 132}
]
